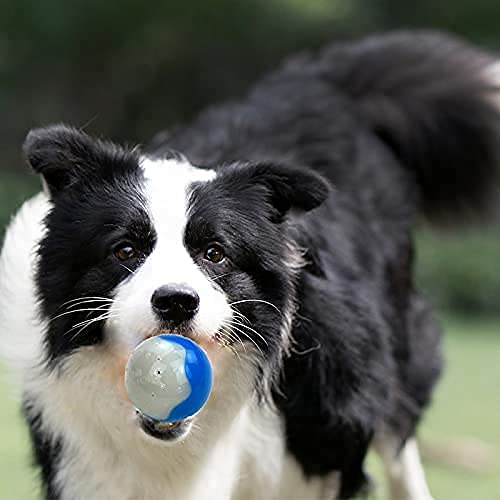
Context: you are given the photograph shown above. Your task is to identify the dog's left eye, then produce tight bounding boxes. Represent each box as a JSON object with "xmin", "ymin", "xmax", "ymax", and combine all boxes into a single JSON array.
[
  {"xmin": 114, "ymin": 242, "xmax": 138, "ymax": 262},
  {"xmin": 204, "ymin": 244, "xmax": 225, "ymax": 264}
]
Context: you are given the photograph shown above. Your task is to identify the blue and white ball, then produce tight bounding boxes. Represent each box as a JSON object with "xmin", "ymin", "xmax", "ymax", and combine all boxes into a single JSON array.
[{"xmin": 125, "ymin": 334, "xmax": 213, "ymax": 422}]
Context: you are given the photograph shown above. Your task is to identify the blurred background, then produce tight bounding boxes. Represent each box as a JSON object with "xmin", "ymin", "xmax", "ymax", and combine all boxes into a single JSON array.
[{"xmin": 0, "ymin": 0, "xmax": 499, "ymax": 498}]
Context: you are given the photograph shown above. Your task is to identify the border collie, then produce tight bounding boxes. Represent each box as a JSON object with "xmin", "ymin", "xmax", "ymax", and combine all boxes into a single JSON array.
[{"xmin": 1, "ymin": 31, "xmax": 499, "ymax": 500}]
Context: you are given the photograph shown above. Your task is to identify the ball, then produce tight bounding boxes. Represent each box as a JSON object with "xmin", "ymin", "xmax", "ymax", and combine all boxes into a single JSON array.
[{"xmin": 125, "ymin": 334, "xmax": 213, "ymax": 422}]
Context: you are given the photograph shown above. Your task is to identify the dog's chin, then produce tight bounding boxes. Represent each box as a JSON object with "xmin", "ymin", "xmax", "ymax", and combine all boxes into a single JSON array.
[{"xmin": 137, "ymin": 412, "xmax": 193, "ymax": 443}]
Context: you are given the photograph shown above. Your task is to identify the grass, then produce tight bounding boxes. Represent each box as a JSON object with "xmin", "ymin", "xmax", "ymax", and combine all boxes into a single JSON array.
[
  {"xmin": 0, "ymin": 377, "xmax": 38, "ymax": 499},
  {"xmin": 0, "ymin": 316, "xmax": 499, "ymax": 499},
  {"xmin": 368, "ymin": 316, "xmax": 500, "ymax": 499}
]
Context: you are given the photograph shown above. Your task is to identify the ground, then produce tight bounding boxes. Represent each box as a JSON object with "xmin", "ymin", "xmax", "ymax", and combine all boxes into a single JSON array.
[{"xmin": 0, "ymin": 316, "xmax": 499, "ymax": 499}]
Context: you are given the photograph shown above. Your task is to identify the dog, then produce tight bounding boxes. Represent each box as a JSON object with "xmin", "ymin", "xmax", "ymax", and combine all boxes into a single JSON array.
[{"xmin": 1, "ymin": 31, "xmax": 499, "ymax": 500}]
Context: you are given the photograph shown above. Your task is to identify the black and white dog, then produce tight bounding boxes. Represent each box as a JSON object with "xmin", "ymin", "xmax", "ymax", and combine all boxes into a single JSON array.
[{"xmin": 1, "ymin": 31, "xmax": 499, "ymax": 500}]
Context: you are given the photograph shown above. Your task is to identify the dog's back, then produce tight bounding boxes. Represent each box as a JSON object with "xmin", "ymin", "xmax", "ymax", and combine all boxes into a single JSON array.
[
  {"xmin": 160, "ymin": 31, "xmax": 500, "ymax": 216},
  {"xmin": 150, "ymin": 31, "xmax": 500, "ymax": 498}
]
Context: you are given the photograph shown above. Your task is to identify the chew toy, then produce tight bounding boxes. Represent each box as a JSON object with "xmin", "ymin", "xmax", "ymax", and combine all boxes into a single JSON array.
[{"xmin": 125, "ymin": 334, "xmax": 212, "ymax": 422}]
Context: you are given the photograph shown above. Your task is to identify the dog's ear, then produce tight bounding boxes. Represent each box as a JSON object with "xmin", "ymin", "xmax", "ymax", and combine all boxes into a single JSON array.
[
  {"xmin": 226, "ymin": 162, "xmax": 331, "ymax": 220},
  {"xmin": 23, "ymin": 125, "xmax": 137, "ymax": 196}
]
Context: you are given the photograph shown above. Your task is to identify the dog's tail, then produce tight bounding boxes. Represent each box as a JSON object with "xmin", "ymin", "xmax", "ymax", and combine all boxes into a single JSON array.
[{"xmin": 331, "ymin": 31, "xmax": 500, "ymax": 222}]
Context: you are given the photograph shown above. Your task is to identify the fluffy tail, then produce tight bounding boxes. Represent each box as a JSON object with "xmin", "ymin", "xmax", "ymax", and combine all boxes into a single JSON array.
[{"xmin": 328, "ymin": 31, "xmax": 500, "ymax": 222}]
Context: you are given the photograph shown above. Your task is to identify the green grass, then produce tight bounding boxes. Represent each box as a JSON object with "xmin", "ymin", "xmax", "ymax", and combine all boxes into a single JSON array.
[
  {"xmin": 0, "ymin": 317, "xmax": 499, "ymax": 499},
  {"xmin": 419, "ymin": 317, "xmax": 500, "ymax": 500},
  {"xmin": 368, "ymin": 316, "xmax": 500, "ymax": 499},
  {"xmin": 0, "ymin": 378, "xmax": 39, "ymax": 499}
]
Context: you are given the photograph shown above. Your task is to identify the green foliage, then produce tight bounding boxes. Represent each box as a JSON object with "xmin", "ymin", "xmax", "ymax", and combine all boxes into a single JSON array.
[
  {"xmin": 0, "ymin": 172, "xmax": 38, "ymax": 238},
  {"xmin": 417, "ymin": 229, "xmax": 500, "ymax": 315},
  {"xmin": 368, "ymin": 316, "xmax": 500, "ymax": 499},
  {"xmin": 0, "ymin": 0, "xmax": 339, "ymax": 166}
]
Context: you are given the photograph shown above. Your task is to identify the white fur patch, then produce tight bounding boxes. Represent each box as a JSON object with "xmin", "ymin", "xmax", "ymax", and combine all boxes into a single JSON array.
[
  {"xmin": 0, "ymin": 192, "xmax": 50, "ymax": 383},
  {"xmin": 107, "ymin": 157, "xmax": 231, "ymax": 350}
]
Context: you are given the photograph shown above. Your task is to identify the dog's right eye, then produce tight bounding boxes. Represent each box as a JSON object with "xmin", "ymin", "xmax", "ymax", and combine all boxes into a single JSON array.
[
  {"xmin": 204, "ymin": 244, "xmax": 225, "ymax": 264},
  {"xmin": 114, "ymin": 242, "xmax": 137, "ymax": 262}
]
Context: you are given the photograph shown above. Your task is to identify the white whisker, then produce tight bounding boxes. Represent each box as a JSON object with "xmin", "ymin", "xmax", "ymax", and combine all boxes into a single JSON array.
[
  {"xmin": 221, "ymin": 320, "xmax": 264, "ymax": 357},
  {"xmin": 229, "ymin": 299, "xmax": 282, "ymax": 315},
  {"xmin": 49, "ymin": 304, "xmax": 115, "ymax": 323},
  {"xmin": 66, "ymin": 312, "xmax": 117, "ymax": 342},
  {"xmin": 119, "ymin": 263, "xmax": 135, "ymax": 275},
  {"xmin": 66, "ymin": 298, "xmax": 115, "ymax": 310},
  {"xmin": 219, "ymin": 325, "xmax": 246, "ymax": 353},
  {"xmin": 69, "ymin": 312, "xmax": 115, "ymax": 332},
  {"xmin": 210, "ymin": 272, "xmax": 236, "ymax": 282},
  {"xmin": 224, "ymin": 318, "xmax": 269, "ymax": 349},
  {"xmin": 217, "ymin": 328, "xmax": 243, "ymax": 360},
  {"xmin": 58, "ymin": 296, "xmax": 114, "ymax": 309},
  {"xmin": 230, "ymin": 307, "xmax": 252, "ymax": 325}
]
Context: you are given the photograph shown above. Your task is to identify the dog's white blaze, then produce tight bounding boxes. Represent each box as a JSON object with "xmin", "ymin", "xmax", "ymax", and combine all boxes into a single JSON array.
[{"xmin": 108, "ymin": 157, "xmax": 231, "ymax": 349}]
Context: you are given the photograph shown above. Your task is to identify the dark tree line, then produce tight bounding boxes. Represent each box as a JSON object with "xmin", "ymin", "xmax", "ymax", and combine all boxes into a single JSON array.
[{"xmin": 1, "ymin": 0, "xmax": 499, "ymax": 315}]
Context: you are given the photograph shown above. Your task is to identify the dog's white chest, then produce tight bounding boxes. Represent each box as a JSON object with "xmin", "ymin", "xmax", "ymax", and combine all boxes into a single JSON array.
[{"xmin": 53, "ymin": 400, "xmax": 337, "ymax": 500}]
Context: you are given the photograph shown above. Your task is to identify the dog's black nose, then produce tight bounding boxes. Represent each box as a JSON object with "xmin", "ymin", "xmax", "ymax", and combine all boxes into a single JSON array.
[{"xmin": 151, "ymin": 284, "xmax": 200, "ymax": 325}]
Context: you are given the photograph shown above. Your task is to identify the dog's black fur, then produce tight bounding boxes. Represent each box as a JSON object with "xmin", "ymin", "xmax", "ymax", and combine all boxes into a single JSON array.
[
  {"xmin": 19, "ymin": 31, "xmax": 500, "ymax": 498},
  {"xmin": 148, "ymin": 31, "xmax": 500, "ymax": 496}
]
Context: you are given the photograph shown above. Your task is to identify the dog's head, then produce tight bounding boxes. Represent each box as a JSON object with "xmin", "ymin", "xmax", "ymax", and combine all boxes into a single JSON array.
[{"xmin": 25, "ymin": 125, "xmax": 330, "ymax": 441}]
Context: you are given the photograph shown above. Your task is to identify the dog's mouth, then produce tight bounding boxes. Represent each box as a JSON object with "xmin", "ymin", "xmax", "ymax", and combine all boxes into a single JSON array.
[
  {"xmin": 133, "ymin": 329, "xmax": 195, "ymax": 442},
  {"xmin": 137, "ymin": 411, "xmax": 193, "ymax": 441},
  {"xmin": 144, "ymin": 326, "xmax": 184, "ymax": 340},
  {"xmin": 144, "ymin": 325, "xmax": 221, "ymax": 353},
  {"xmin": 129, "ymin": 326, "xmax": 218, "ymax": 443}
]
